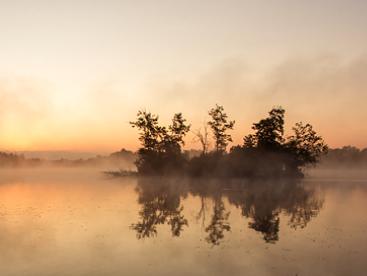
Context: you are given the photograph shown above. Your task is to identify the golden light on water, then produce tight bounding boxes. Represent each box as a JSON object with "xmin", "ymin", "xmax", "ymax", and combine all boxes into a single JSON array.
[
  {"xmin": 0, "ymin": 169, "xmax": 366, "ymax": 275},
  {"xmin": 0, "ymin": 2, "xmax": 367, "ymax": 275}
]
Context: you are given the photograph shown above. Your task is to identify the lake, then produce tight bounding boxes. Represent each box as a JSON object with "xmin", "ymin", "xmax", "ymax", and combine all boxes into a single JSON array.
[{"xmin": 0, "ymin": 168, "xmax": 366, "ymax": 276}]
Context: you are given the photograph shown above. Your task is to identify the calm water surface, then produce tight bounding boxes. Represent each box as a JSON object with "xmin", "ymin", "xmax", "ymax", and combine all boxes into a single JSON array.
[{"xmin": 0, "ymin": 168, "xmax": 366, "ymax": 276}]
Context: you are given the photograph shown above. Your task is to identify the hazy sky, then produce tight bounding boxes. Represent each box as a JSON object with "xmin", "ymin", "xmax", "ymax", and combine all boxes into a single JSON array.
[{"xmin": 1, "ymin": 0, "xmax": 367, "ymax": 152}]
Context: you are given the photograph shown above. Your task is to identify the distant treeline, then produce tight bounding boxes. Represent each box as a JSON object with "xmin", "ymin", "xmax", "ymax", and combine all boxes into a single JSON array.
[
  {"xmin": 130, "ymin": 105, "xmax": 328, "ymax": 178},
  {"xmin": 320, "ymin": 146, "xmax": 367, "ymax": 168},
  {"xmin": 0, "ymin": 149, "xmax": 136, "ymax": 169}
]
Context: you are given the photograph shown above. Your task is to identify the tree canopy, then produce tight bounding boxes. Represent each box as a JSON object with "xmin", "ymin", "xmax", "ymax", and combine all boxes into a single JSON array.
[
  {"xmin": 208, "ymin": 104, "xmax": 235, "ymax": 152},
  {"xmin": 130, "ymin": 105, "xmax": 327, "ymax": 177}
]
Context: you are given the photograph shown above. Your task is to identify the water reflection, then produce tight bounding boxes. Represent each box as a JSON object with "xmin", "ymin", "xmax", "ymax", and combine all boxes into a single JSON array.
[
  {"xmin": 130, "ymin": 183, "xmax": 188, "ymax": 238},
  {"xmin": 132, "ymin": 178, "xmax": 324, "ymax": 245},
  {"xmin": 0, "ymin": 170, "xmax": 366, "ymax": 276},
  {"xmin": 205, "ymin": 198, "xmax": 231, "ymax": 245}
]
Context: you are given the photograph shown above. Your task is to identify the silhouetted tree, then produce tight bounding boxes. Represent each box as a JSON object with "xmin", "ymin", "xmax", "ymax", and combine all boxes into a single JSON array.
[
  {"xmin": 168, "ymin": 113, "xmax": 191, "ymax": 146},
  {"xmin": 162, "ymin": 113, "xmax": 190, "ymax": 157},
  {"xmin": 130, "ymin": 106, "xmax": 327, "ymax": 177},
  {"xmin": 251, "ymin": 107, "xmax": 285, "ymax": 150},
  {"xmin": 243, "ymin": 134, "xmax": 256, "ymax": 148},
  {"xmin": 208, "ymin": 105, "xmax": 235, "ymax": 152},
  {"xmin": 130, "ymin": 110, "xmax": 190, "ymax": 174},
  {"xmin": 237, "ymin": 107, "xmax": 327, "ymax": 177},
  {"xmin": 130, "ymin": 110, "xmax": 166, "ymax": 152},
  {"xmin": 129, "ymin": 111, "xmax": 165, "ymax": 174},
  {"xmin": 286, "ymin": 122, "xmax": 328, "ymax": 168}
]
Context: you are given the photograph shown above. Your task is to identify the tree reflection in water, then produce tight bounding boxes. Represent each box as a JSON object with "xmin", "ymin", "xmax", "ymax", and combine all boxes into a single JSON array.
[
  {"xmin": 131, "ymin": 178, "xmax": 324, "ymax": 245},
  {"xmin": 130, "ymin": 178, "xmax": 188, "ymax": 239},
  {"xmin": 205, "ymin": 198, "xmax": 231, "ymax": 245}
]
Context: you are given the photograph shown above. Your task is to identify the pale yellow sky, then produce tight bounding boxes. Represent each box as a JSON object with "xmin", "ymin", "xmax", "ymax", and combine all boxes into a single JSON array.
[{"xmin": 0, "ymin": 0, "xmax": 366, "ymax": 151}]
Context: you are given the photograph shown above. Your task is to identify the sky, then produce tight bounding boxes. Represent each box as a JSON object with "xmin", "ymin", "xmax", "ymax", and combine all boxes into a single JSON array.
[{"xmin": 0, "ymin": 0, "xmax": 367, "ymax": 152}]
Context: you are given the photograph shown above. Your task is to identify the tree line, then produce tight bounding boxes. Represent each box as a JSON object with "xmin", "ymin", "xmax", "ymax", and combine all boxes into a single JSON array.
[
  {"xmin": 130, "ymin": 105, "xmax": 327, "ymax": 177},
  {"xmin": 320, "ymin": 146, "xmax": 367, "ymax": 168}
]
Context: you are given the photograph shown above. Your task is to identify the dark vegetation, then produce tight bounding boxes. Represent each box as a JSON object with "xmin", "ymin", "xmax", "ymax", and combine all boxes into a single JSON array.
[
  {"xmin": 4, "ymin": 107, "xmax": 365, "ymax": 173},
  {"xmin": 130, "ymin": 105, "xmax": 328, "ymax": 178}
]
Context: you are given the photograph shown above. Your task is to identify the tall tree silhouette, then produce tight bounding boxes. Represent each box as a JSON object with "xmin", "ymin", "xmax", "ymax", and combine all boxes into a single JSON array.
[
  {"xmin": 130, "ymin": 111, "xmax": 166, "ymax": 174},
  {"xmin": 130, "ymin": 110, "xmax": 190, "ymax": 174},
  {"xmin": 208, "ymin": 105, "xmax": 235, "ymax": 152},
  {"xmin": 286, "ymin": 122, "xmax": 328, "ymax": 168},
  {"xmin": 250, "ymin": 107, "xmax": 285, "ymax": 150},
  {"xmin": 162, "ymin": 113, "xmax": 191, "ymax": 156},
  {"xmin": 130, "ymin": 110, "xmax": 166, "ymax": 152},
  {"xmin": 130, "ymin": 106, "xmax": 327, "ymax": 177}
]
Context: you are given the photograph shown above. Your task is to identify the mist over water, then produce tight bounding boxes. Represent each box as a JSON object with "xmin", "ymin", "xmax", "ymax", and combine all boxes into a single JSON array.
[
  {"xmin": 0, "ymin": 168, "xmax": 366, "ymax": 276},
  {"xmin": 1, "ymin": 1, "xmax": 366, "ymax": 275}
]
